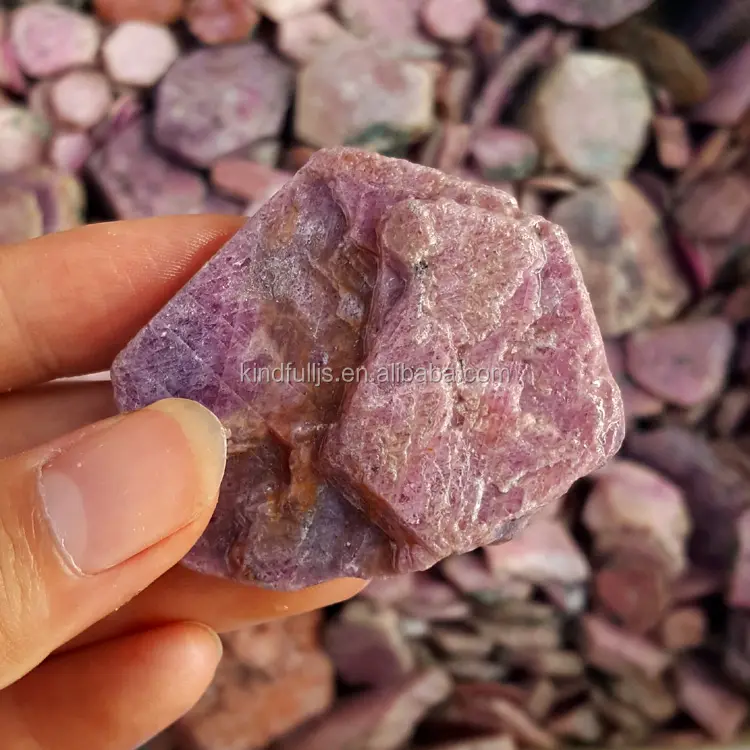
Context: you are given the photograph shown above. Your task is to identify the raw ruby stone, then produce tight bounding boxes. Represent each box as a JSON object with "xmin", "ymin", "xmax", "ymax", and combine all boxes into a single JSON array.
[{"xmin": 111, "ymin": 148, "xmax": 624, "ymax": 590}]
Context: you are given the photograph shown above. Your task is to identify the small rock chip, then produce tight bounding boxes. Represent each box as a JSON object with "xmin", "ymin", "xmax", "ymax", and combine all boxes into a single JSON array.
[
  {"xmin": 0, "ymin": 105, "xmax": 47, "ymax": 173},
  {"xmin": 675, "ymin": 660, "xmax": 748, "ymax": 742},
  {"xmin": 674, "ymin": 172, "xmax": 750, "ymax": 243},
  {"xmin": 612, "ymin": 675, "xmax": 678, "ymax": 724},
  {"xmin": 549, "ymin": 705, "xmax": 602, "ymax": 743},
  {"xmin": 533, "ymin": 52, "xmax": 652, "ymax": 180},
  {"xmin": 155, "ymin": 43, "xmax": 292, "ymax": 168},
  {"xmin": 0, "ymin": 184, "xmax": 42, "ymax": 244},
  {"xmin": 626, "ymin": 318, "xmax": 734, "ymax": 408},
  {"xmin": 626, "ymin": 428, "xmax": 750, "ymax": 570},
  {"xmin": 254, "ymin": 0, "xmax": 327, "ymax": 21},
  {"xmin": 324, "ymin": 601, "xmax": 414, "ymax": 687},
  {"xmin": 550, "ymin": 181, "xmax": 689, "ymax": 337},
  {"xmin": 88, "ymin": 119, "xmax": 206, "ymax": 219},
  {"xmin": 506, "ymin": 0, "xmax": 655, "ymax": 28},
  {"xmin": 49, "ymin": 131, "xmax": 94, "ymax": 174},
  {"xmin": 211, "ymin": 158, "xmax": 290, "ymax": 210},
  {"xmin": 439, "ymin": 553, "xmax": 497, "ymax": 595},
  {"xmin": 471, "ymin": 127, "xmax": 538, "ymax": 182},
  {"xmin": 730, "ymin": 509, "xmax": 750, "ymax": 608},
  {"xmin": 693, "ymin": 43, "xmax": 750, "ymax": 127},
  {"xmin": 277, "ymin": 668, "xmax": 453, "ymax": 750},
  {"xmin": 277, "ymin": 12, "xmax": 352, "ymax": 65},
  {"xmin": 598, "ymin": 19, "xmax": 710, "ymax": 107},
  {"xmin": 186, "ymin": 0, "xmax": 259, "ymax": 45},
  {"xmin": 420, "ymin": 0, "xmax": 487, "ymax": 44},
  {"xmin": 660, "ymin": 607, "xmax": 707, "ymax": 651},
  {"xmin": 336, "ymin": 0, "xmax": 425, "ymax": 41},
  {"xmin": 93, "ymin": 0, "xmax": 184, "ymax": 24},
  {"xmin": 103, "ymin": 22, "xmax": 178, "ymax": 89},
  {"xmin": 295, "ymin": 41, "xmax": 436, "ymax": 151},
  {"xmin": 485, "ymin": 519, "xmax": 590, "ymax": 586},
  {"xmin": 653, "ymin": 115, "xmax": 691, "ymax": 170},
  {"xmin": 50, "ymin": 69, "xmax": 112, "ymax": 130},
  {"xmin": 0, "ymin": 37, "xmax": 25, "ymax": 94},
  {"xmin": 585, "ymin": 459, "xmax": 691, "ymax": 576},
  {"xmin": 11, "ymin": 4, "xmax": 100, "ymax": 78},
  {"xmin": 582, "ymin": 615, "xmax": 671, "ymax": 680},
  {"xmin": 423, "ymin": 737, "xmax": 516, "ymax": 750}
]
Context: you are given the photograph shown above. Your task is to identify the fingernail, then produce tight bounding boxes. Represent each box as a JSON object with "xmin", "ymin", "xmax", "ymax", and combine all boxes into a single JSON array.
[
  {"xmin": 188, "ymin": 622, "xmax": 224, "ymax": 660},
  {"xmin": 39, "ymin": 399, "xmax": 227, "ymax": 575}
]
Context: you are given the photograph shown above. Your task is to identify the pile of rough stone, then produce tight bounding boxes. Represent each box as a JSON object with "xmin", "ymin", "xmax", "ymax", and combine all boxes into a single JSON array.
[{"xmin": 3, "ymin": 0, "xmax": 750, "ymax": 749}]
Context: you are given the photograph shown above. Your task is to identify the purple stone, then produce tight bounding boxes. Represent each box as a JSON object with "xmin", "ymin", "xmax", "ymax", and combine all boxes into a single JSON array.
[{"xmin": 111, "ymin": 148, "xmax": 624, "ymax": 590}]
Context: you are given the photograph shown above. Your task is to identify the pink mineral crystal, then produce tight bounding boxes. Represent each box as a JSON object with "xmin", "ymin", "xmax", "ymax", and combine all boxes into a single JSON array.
[
  {"xmin": 506, "ymin": 0, "xmax": 655, "ymax": 29},
  {"xmin": 111, "ymin": 148, "xmax": 624, "ymax": 590}
]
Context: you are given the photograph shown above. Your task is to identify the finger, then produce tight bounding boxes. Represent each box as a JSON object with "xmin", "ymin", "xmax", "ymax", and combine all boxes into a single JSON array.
[
  {"xmin": 0, "ymin": 398, "xmax": 226, "ymax": 688},
  {"xmin": 0, "ymin": 623, "xmax": 222, "ymax": 750},
  {"xmin": 70, "ymin": 566, "xmax": 368, "ymax": 650},
  {"xmin": 0, "ymin": 214, "xmax": 244, "ymax": 391},
  {"xmin": 0, "ymin": 382, "xmax": 116, "ymax": 458}
]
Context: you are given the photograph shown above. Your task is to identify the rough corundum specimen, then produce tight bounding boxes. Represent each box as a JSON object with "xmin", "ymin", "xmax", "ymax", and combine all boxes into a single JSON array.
[{"xmin": 112, "ymin": 148, "xmax": 624, "ymax": 590}]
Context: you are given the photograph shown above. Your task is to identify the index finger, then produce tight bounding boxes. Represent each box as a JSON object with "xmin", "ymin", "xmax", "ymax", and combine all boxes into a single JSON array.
[{"xmin": 0, "ymin": 215, "xmax": 244, "ymax": 392}]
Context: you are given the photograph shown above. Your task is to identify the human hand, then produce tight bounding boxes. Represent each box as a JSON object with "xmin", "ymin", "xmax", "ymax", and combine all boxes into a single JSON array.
[{"xmin": 0, "ymin": 215, "xmax": 366, "ymax": 749}]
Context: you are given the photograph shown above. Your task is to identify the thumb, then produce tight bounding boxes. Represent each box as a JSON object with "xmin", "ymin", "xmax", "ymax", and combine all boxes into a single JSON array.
[{"xmin": 0, "ymin": 398, "xmax": 226, "ymax": 689}]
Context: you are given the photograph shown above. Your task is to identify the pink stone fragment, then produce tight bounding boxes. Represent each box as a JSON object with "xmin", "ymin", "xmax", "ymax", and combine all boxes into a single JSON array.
[
  {"xmin": 49, "ymin": 130, "xmax": 93, "ymax": 173},
  {"xmin": 155, "ymin": 43, "xmax": 292, "ymax": 168},
  {"xmin": 471, "ymin": 127, "xmax": 539, "ymax": 182},
  {"xmin": 295, "ymin": 41, "xmax": 436, "ymax": 150},
  {"xmin": 729, "ymin": 509, "xmax": 750, "ymax": 608},
  {"xmin": 103, "ymin": 22, "xmax": 179, "ymax": 88},
  {"xmin": 420, "ymin": 0, "xmax": 487, "ymax": 44},
  {"xmin": 625, "ymin": 318, "xmax": 735, "ymax": 408},
  {"xmin": 440, "ymin": 553, "xmax": 497, "ymax": 595},
  {"xmin": 0, "ymin": 184, "xmax": 42, "ymax": 245},
  {"xmin": 111, "ymin": 148, "xmax": 623, "ymax": 589},
  {"xmin": 277, "ymin": 668, "xmax": 453, "ymax": 750},
  {"xmin": 484, "ymin": 519, "xmax": 590, "ymax": 586},
  {"xmin": 186, "ymin": 0, "xmax": 259, "ymax": 45},
  {"xmin": 277, "ymin": 12, "xmax": 352, "ymax": 65},
  {"xmin": 254, "ymin": 0, "xmax": 328, "ymax": 21},
  {"xmin": 336, "ymin": 0, "xmax": 425, "ymax": 41},
  {"xmin": 585, "ymin": 459, "xmax": 691, "ymax": 576},
  {"xmin": 11, "ymin": 4, "xmax": 100, "ymax": 79},
  {"xmin": 324, "ymin": 601, "xmax": 415, "ymax": 687},
  {"xmin": 653, "ymin": 115, "xmax": 691, "ymax": 170},
  {"xmin": 0, "ymin": 37, "xmax": 25, "ymax": 95},
  {"xmin": 550, "ymin": 182, "xmax": 689, "ymax": 337},
  {"xmin": 674, "ymin": 172, "xmax": 750, "ymax": 242},
  {"xmin": 582, "ymin": 615, "xmax": 671, "ymax": 680},
  {"xmin": 88, "ymin": 119, "xmax": 207, "ymax": 219},
  {"xmin": 210, "ymin": 158, "xmax": 291, "ymax": 206},
  {"xmin": 506, "ymin": 0, "xmax": 655, "ymax": 29},
  {"xmin": 692, "ymin": 43, "xmax": 750, "ymax": 127},
  {"xmin": 533, "ymin": 53, "xmax": 652, "ymax": 180},
  {"xmin": 49, "ymin": 69, "xmax": 112, "ymax": 131},
  {"xmin": 0, "ymin": 105, "xmax": 47, "ymax": 173}
]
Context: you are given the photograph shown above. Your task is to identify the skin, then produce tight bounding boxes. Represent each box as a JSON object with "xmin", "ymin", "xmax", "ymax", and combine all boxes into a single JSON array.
[{"xmin": 0, "ymin": 215, "xmax": 366, "ymax": 749}]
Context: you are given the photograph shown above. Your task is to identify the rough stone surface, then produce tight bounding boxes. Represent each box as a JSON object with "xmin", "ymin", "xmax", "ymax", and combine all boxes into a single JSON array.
[
  {"xmin": 693, "ymin": 43, "xmax": 750, "ymax": 127},
  {"xmin": 533, "ymin": 53, "xmax": 652, "ymax": 181},
  {"xmin": 11, "ymin": 3, "xmax": 100, "ymax": 78},
  {"xmin": 295, "ymin": 42, "xmax": 436, "ymax": 151},
  {"xmin": 255, "ymin": 0, "xmax": 328, "ymax": 22},
  {"xmin": 336, "ymin": 0, "xmax": 425, "ymax": 41},
  {"xmin": 88, "ymin": 119, "xmax": 206, "ymax": 219},
  {"xmin": 154, "ymin": 43, "xmax": 292, "ymax": 168},
  {"xmin": 103, "ymin": 22, "xmax": 179, "ymax": 88},
  {"xmin": 111, "ymin": 148, "xmax": 623, "ymax": 590},
  {"xmin": 626, "ymin": 318, "xmax": 735, "ymax": 407},
  {"xmin": 49, "ymin": 131, "xmax": 93, "ymax": 174},
  {"xmin": 506, "ymin": 0, "xmax": 655, "ymax": 29},
  {"xmin": 49, "ymin": 69, "xmax": 112, "ymax": 130},
  {"xmin": 550, "ymin": 181, "xmax": 690, "ymax": 337},
  {"xmin": 186, "ymin": 0, "xmax": 259, "ymax": 45},
  {"xmin": 0, "ymin": 105, "xmax": 48, "ymax": 174}
]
